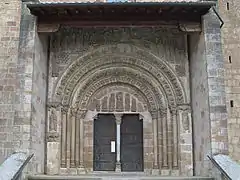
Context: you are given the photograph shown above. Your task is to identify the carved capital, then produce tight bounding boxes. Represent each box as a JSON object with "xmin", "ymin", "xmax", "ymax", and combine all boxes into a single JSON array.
[
  {"xmin": 47, "ymin": 101, "xmax": 61, "ymax": 108},
  {"xmin": 150, "ymin": 110, "xmax": 158, "ymax": 119},
  {"xmin": 61, "ymin": 105, "xmax": 69, "ymax": 113},
  {"xmin": 114, "ymin": 114, "xmax": 123, "ymax": 125},
  {"xmin": 177, "ymin": 104, "xmax": 191, "ymax": 112},
  {"xmin": 47, "ymin": 131, "xmax": 60, "ymax": 142},
  {"xmin": 77, "ymin": 109, "xmax": 87, "ymax": 119},
  {"xmin": 69, "ymin": 107, "xmax": 78, "ymax": 116},
  {"xmin": 161, "ymin": 108, "xmax": 168, "ymax": 117}
]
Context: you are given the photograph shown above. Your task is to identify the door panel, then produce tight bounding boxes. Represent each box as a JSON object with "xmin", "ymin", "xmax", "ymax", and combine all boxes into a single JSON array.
[
  {"xmin": 93, "ymin": 114, "xmax": 116, "ymax": 171},
  {"xmin": 121, "ymin": 114, "xmax": 143, "ymax": 172}
]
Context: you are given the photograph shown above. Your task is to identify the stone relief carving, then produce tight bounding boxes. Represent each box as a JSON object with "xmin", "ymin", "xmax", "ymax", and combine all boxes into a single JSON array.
[
  {"xmin": 47, "ymin": 102, "xmax": 61, "ymax": 132},
  {"xmin": 74, "ymin": 74, "xmax": 162, "ymax": 111},
  {"xmin": 47, "ymin": 131, "xmax": 60, "ymax": 142},
  {"xmin": 49, "ymin": 108, "xmax": 57, "ymax": 132},
  {"xmin": 178, "ymin": 104, "xmax": 191, "ymax": 133},
  {"xmin": 51, "ymin": 27, "xmax": 184, "ymax": 53},
  {"xmin": 182, "ymin": 112, "xmax": 190, "ymax": 132},
  {"xmin": 88, "ymin": 88, "xmax": 147, "ymax": 113},
  {"xmin": 51, "ymin": 28, "xmax": 186, "ymax": 107}
]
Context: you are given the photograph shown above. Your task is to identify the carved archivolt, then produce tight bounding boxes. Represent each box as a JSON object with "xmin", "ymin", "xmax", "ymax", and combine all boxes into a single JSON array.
[
  {"xmin": 72, "ymin": 68, "xmax": 165, "ymax": 112},
  {"xmin": 53, "ymin": 44, "xmax": 186, "ymax": 108}
]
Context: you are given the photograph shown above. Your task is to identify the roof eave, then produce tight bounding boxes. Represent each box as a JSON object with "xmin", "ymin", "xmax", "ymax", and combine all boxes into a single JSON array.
[{"xmin": 27, "ymin": 1, "xmax": 216, "ymax": 9}]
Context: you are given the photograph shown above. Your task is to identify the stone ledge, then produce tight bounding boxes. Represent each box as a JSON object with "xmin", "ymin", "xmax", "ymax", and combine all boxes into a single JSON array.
[{"xmin": 28, "ymin": 175, "xmax": 214, "ymax": 180}]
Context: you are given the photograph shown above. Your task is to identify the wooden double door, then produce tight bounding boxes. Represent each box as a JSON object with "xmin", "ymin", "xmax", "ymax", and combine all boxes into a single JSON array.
[{"xmin": 93, "ymin": 114, "xmax": 143, "ymax": 172}]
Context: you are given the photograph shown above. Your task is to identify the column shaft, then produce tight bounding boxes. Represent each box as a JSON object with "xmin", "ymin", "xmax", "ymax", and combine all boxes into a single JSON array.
[{"xmin": 114, "ymin": 114, "xmax": 122, "ymax": 172}]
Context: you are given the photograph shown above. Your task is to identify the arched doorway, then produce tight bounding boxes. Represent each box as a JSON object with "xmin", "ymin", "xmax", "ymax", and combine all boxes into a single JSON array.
[{"xmin": 46, "ymin": 43, "xmax": 192, "ymax": 176}]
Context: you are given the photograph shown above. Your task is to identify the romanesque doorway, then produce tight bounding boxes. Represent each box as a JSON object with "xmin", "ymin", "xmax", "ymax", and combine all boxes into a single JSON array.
[
  {"xmin": 46, "ymin": 33, "xmax": 193, "ymax": 175},
  {"xmin": 93, "ymin": 113, "xmax": 144, "ymax": 172}
]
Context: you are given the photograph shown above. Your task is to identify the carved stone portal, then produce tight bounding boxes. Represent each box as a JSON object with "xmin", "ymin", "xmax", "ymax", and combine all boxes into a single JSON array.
[{"xmin": 47, "ymin": 27, "xmax": 193, "ymax": 176}]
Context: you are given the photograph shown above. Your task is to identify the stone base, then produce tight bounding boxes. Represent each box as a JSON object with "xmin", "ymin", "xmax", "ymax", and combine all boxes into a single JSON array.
[
  {"xmin": 161, "ymin": 169, "xmax": 170, "ymax": 176},
  {"xmin": 77, "ymin": 166, "xmax": 86, "ymax": 174},
  {"xmin": 46, "ymin": 142, "xmax": 60, "ymax": 175},
  {"xmin": 152, "ymin": 168, "xmax": 160, "ymax": 175},
  {"xmin": 115, "ymin": 162, "xmax": 121, "ymax": 172}
]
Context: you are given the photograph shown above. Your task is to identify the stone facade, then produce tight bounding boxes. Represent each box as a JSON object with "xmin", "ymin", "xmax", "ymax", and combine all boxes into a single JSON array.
[{"xmin": 0, "ymin": 0, "xmax": 239, "ymax": 178}]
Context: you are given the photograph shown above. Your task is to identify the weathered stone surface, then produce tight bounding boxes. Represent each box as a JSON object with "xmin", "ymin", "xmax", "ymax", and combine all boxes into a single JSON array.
[
  {"xmin": 0, "ymin": 0, "xmax": 21, "ymax": 164},
  {"xmin": 219, "ymin": 0, "xmax": 240, "ymax": 164}
]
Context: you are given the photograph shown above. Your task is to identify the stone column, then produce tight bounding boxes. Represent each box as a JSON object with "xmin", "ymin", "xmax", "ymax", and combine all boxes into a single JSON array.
[
  {"xmin": 114, "ymin": 113, "xmax": 123, "ymax": 172},
  {"xmin": 160, "ymin": 108, "xmax": 168, "ymax": 175},
  {"xmin": 178, "ymin": 104, "xmax": 193, "ymax": 176},
  {"xmin": 77, "ymin": 109, "xmax": 87, "ymax": 174},
  {"xmin": 46, "ymin": 102, "xmax": 61, "ymax": 175},
  {"xmin": 151, "ymin": 110, "xmax": 159, "ymax": 175},
  {"xmin": 61, "ymin": 106, "xmax": 68, "ymax": 168},
  {"xmin": 70, "ymin": 107, "xmax": 77, "ymax": 169},
  {"xmin": 167, "ymin": 108, "xmax": 173, "ymax": 172}
]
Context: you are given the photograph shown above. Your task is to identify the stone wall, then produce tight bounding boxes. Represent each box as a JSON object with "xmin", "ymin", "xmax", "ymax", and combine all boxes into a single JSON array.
[
  {"xmin": 5, "ymin": 2, "xmax": 47, "ymax": 174},
  {"xmin": 0, "ymin": 0, "xmax": 21, "ymax": 163},
  {"xmin": 0, "ymin": 0, "xmax": 47, "ymax": 175},
  {"xmin": 219, "ymin": 0, "xmax": 240, "ymax": 163}
]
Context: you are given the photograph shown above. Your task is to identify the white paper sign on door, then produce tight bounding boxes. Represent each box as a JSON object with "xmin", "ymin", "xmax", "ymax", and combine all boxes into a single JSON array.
[{"xmin": 111, "ymin": 141, "xmax": 115, "ymax": 153}]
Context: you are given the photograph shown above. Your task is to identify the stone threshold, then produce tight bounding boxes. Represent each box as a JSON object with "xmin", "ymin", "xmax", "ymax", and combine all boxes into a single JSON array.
[{"xmin": 28, "ymin": 175, "xmax": 214, "ymax": 180}]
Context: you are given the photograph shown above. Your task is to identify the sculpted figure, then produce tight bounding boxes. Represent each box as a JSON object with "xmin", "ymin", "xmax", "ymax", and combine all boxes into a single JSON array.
[{"xmin": 182, "ymin": 112, "xmax": 189, "ymax": 132}]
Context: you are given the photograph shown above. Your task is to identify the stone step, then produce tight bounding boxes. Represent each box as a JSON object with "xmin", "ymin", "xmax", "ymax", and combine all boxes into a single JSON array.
[{"xmin": 28, "ymin": 175, "xmax": 214, "ymax": 180}]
